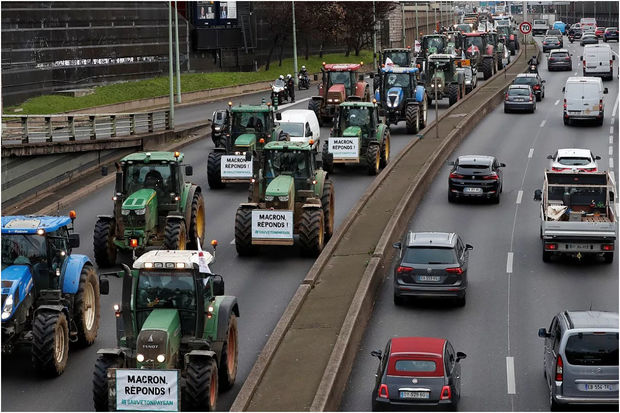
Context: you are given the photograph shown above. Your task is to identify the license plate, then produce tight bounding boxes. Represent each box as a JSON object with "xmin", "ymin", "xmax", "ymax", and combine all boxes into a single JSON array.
[
  {"xmin": 585, "ymin": 383, "xmax": 614, "ymax": 391},
  {"xmin": 514, "ymin": 98, "xmax": 525, "ymax": 101},
  {"xmin": 400, "ymin": 391, "xmax": 430, "ymax": 399},
  {"xmin": 418, "ymin": 275, "xmax": 441, "ymax": 282},
  {"xmin": 567, "ymin": 243, "xmax": 593, "ymax": 249},
  {"xmin": 463, "ymin": 187, "xmax": 483, "ymax": 194}
]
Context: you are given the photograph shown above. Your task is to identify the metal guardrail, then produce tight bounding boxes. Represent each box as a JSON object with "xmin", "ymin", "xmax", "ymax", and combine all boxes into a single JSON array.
[{"xmin": 1, "ymin": 110, "xmax": 171, "ymax": 144}]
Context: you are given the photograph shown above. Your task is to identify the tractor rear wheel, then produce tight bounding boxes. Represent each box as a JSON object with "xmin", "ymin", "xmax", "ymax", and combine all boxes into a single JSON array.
[
  {"xmin": 308, "ymin": 99, "xmax": 322, "ymax": 126},
  {"xmin": 219, "ymin": 314, "xmax": 238, "ymax": 391},
  {"xmin": 187, "ymin": 191, "xmax": 205, "ymax": 250},
  {"xmin": 93, "ymin": 218, "xmax": 116, "ymax": 268},
  {"xmin": 419, "ymin": 98, "xmax": 428, "ymax": 130},
  {"xmin": 164, "ymin": 220, "xmax": 187, "ymax": 250},
  {"xmin": 482, "ymin": 58, "xmax": 493, "ymax": 80},
  {"xmin": 234, "ymin": 207, "xmax": 256, "ymax": 256},
  {"xmin": 509, "ymin": 42, "xmax": 516, "ymax": 55},
  {"xmin": 299, "ymin": 209, "xmax": 325, "ymax": 257},
  {"xmin": 93, "ymin": 354, "xmax": 123, "ymax": 411},
  {"xmin": 497, "ymin": 55, "xmax": 504, "ymax": 70},
  {"xmin": 32, "ymin": 311, "xmax": 69, "ymax": 376},
  {"xmin": 322, "ymin": 141, "xmax": 334, "ymax": 174},
  {"xmin": 75, "ymin": 265, "xmax": 100, "ymax": 347},
  {"xmin": 405, "ymin": 104, "xmax": 419, "ymax": 134},
  {"xmin": 321, "ymin": 179, "xmax": 335, "ymax": 241},
  {"xmin": 380, "ymin": 132, "xmax": 390, "ymax": 168},
  {"xmin": 448, "ymin": 84, "xmax": 459, "ymax": 107},
  {"xmin": 366, "ymin": 144, "xmax": 380, "ymax": 175},
  {"xmin": 207, "ymin": 152, "xmax": 225, "ymax": 189},
  {"xmin": 183, "ymin": 357, "xmax": 218, "ymax": 411}
]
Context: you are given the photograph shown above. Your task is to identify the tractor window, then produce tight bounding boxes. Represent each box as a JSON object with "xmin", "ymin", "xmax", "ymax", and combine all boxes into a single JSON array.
[
  {"xmin": 328, "ymin": 71, "xmax": 352, "ymax": 92},
  {"xmin": 125, "ymin": 163, "xmax": 175, "ymax": 199},
  {"xmin": 385, "ymin": 52, "xmax": 409, "ymax": 67},
  {"xmin": 465, "ymin": 36, "xmax": 483, "ymax": 52},
  {"xmin": 1, "ymin": 234, "xmax": 46, "ymax": 268},
  {"xmin": 232, "ymin": 112, "xmax": 267, "ymax": 135},
  {"xmin": 426, "ymin": 37, "xmax": 446, "ymax": 54},
  {"xmin": 341, "ymin": 107, "xmax": 371, "ymax": 128},
  {"xmin": 265, "ymin": 150, "xmax": 310, "ymax": 179},
  {"xmin": 385, "ymin": 73, "xmax": 411, "ymax": 89}
]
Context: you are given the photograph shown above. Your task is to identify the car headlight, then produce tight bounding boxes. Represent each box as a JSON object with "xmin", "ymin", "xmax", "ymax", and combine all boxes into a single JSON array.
[
  {"xmin": 157, "ymin": 354, "xmax": 165, "ymax": 363},
  {"xmin": 214, "ymin": 126, "xmax": 221, "ymax": 131},
  {"xmin": 136, "ymin": 354, "xmax": 145, "ymax": 362},
  {"xmin": 1, "ymin": 294, "xmax": 13, "ymax": 320},
  {"xmin": 265, "ymin": 195, "xmax": 274, "ymax": 201},
  {"xmin": 121, "ymin": 209, "xmax": 131, "ymax": 216},
  {"xmin": 134, "ymin": 208, "xmax": 146, "ymax": 216},
  {"xmin": 278, "ymin": 195, "xmax": 289, "ymax": 202}
]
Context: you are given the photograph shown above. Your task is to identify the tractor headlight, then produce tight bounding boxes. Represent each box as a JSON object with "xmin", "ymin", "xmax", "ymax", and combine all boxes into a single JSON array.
[
  {"xmin": 121, "ymin": 209, "xmax": 131, "ymax": 216},
  {"xmin": 265, "ymin": 195, "xmax": 274, "ymax": 201},
  {"xmin": 278, "ymin": 195, "xmax": 289, "ymax": 202},
  {"xmin": 214, "ymin": 126, "xmax": 221, "ymax": 131},
  {"xmin": 157, "ymin": 354, "xmax": 166, "ymax": 363},
  {"xmin": 1, "ymin": 294, "xmax": 13, "ymax": 320},
  {"xmin": 137, "ymin": 354, "xmax": 145, "ymax": 362},
  {"xmin": 134, "ymin": 208, "xmax": 146, "ymax": 216}
]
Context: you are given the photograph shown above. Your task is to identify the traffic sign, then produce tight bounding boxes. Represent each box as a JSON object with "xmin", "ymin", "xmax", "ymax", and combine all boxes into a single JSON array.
[{"xmin": 519, "ymin": 22, "xmax": 532, "ymax": 35}]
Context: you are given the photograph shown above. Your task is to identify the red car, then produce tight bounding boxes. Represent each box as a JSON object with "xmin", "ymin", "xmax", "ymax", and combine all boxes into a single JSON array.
[
  {"xmin": 371, "ymin": 337, "xmax": 467, "ymax": 411},
  {"xmin": 595, "ymin": 27, "xmax": 605, "ymax": 37}
]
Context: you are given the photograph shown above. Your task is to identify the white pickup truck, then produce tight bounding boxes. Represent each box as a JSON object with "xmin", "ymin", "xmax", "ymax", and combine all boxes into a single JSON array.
[
  {"xmin": 534, "ymin": 171, "xmax": 616, "ymax": 263},
  {"xmin": 532, "ymin": 19, "xmax": 549, "ymax": 36}
]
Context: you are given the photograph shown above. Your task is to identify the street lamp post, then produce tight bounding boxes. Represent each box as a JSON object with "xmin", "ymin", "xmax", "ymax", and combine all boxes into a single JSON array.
[
  {"xmin": 402, "ymin": 2, "xmax": 406, "ymax": 47},
  {"xmin": 174, "ymin": 1, "xmax": 181, "ymax": 104},
  {"xmin": 373, "ymin": 1, "xmax": 377, "ymax": 71},
  {"xmin": 292, "ymin": 1, "xmax": 298, "ymax": 87},
  {"xmin": 168, "ymin": 1, "xmax": 174, "ymax": 128}
]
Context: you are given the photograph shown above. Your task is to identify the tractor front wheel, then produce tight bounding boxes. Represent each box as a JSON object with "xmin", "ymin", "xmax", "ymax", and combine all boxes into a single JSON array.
[
  {"xmin": 405, "ymin": 104, "xmax": 419, "ymax": 134},
  {"xmin": 308, "ymin": 100, "xmax": 322, "ymax": 126},
  {"xmin": 93, "ymin": 355, "xmax": 123, "ymax": 411},
  {"xmin": 187, "ymin": 191, "xmax": 205, "ymax": 250},
  {"xmin": 234, "ymin": 207, "xmax": 256, "ymax": 256},
  {"xmin": 299, "ymin": 209, "xmax": 325, "ymax": 257},
  {"xmin": 183, "ymin": 358, "xmax": 219, "ymax": 411},
  {"xmin": 164, "ymin": 220, "xmax": 187, "ymax": 250},
  {"xmin": 207, "ymin": 152, "xmax": 225, "ymax": 189},
  {"xmin": 219, "ymin": 314, "xmax": 239, "ymax": 391},
  {"xmin": 482, "ymin": 58, "xmax": 493, "ymax": 80},
  {"xmin": 419, "ymin": 98, "xmax": 428, "ymax": 130},
  {"xmin": 32, "ymin": 311, "xmax": 69, "ymax": 376},
  {"xmin": 366, "ymin": 144, "xmax": 380, "ymax": 175},
  {"xmin": 448, "ymin": 84, "xmax": 459, "ymax": 107},
  {"xmin": 380, "ymin": 132, "xmax": 390, "ymax": 168},
  {"xmin": 75, "ymin": 265, "xmax": 100, "ymax": 347},
  {"xmin": 322, "ymin": 141, "xmax": 334, "ymax": 174},
  {"xmin": 93, "ymin": 218, "xmax": 116, "ymax": 268},
  {"xmin": 321, "ymin": 179, "xmax": 335, "ymax": 241}
]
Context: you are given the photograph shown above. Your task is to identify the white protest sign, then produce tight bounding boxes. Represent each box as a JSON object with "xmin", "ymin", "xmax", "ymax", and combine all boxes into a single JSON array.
[
  {"xmin": 251, "ymin": 210, "xmax": 293, "ymax": 240},
  {"xmin": 116, "ymin": 369, "xmax": 179, "ymax": 411},
  {"xmin": 328, "ymin": 137, "xmax": 359, "ymax": 160},
  {"xmin": 221, "ymin": 155, "xmax": 252, "ymax": 178}
]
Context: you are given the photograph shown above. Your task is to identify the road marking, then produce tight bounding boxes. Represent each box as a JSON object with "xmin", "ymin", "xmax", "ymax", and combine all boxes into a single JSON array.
[
  {"xmin": 528, "ymin": 148, "xmax": 534, "ymax": 158},
  {"xmin": 554, "ymin": 99, "xmax": 560, "ymax": 106},
  {"xmin": 230, "ymin": 239, "xmax": 235, "ymax": 245},
  {"xmin": 610, "ymin": 136, "xmax": 614, "ymax": 145},
  {"xmin": 574, "ymin": 71, "xmax": 578, "ymax": 75},
  {"xmin": 539, "ymin": 120, "xmax": 546, "ymax": 128},
  {"xmin": 506, "ymin": 252, "xmax": 514, "ymax": 273},
  {"xmin": 614, "ymin": 94, "xmax": 620, "ymax": 117},
  {"xmin": 612, "ymin": 117, "xmax": 616, "ymax": 126},
  {"xmin": 516, "ymin": 190, "xmax": 523, "ymax": 204},
  {"xmin": 611, "ymin": 126, "xmax": 614, "ymax": 135},
  {"xmin": 611, "ymin": 171, "xmax": 616, "ymax": 183},
  {"xmin": 610, "ymin": 158, "xmax": 614, "ymax": 169},
  {"xmin": 506, "ymin": 357, "xmax": 516, "ymax": 394},
  {"xmin": 610, "ymin": 146, "xmax": 614, "ymax": 156},
  {"xmin": 278, "ymin": 97, "xmax": 311, "ymax": 109}
]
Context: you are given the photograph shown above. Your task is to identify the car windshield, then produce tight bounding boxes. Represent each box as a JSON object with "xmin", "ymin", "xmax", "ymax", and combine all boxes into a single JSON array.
[
  {"xmin": 341, "ymin": 106, "xmax": 371, "ymax": 127},
  {"xmin": 557, "ymin": 156, "xmax": 591, "ymax": 166},
  {"xmin": 394, "ymin": 359, "xmax": 437, "ymax": 373},
  {"xmin": 385, "ymin": 52, "xmax": 410, "ymax": 67},
  {"xmin": 456, "ymin": 24, "xmax": 472, "ymax": 33},
  {"xmin": 125, "ymin": 163, "xmax": 174, "ymax": 195},
  {"xmin": 264, "ymin": 150, "xmax": 309, "ymax": 179},
  {"xmin": 213, "ymin": 111, "xmax": 226, "ymax": 124},
  {"xmin": 404, "ymin": 247, "xmax": 457, "ymax": 265},
  {"xmin": 514, "ymin": 77, "xmax": 537, "ymax": 86},
  {"xmin": 583, "ymin": 35, "xmax": 596, "ymax": 40},
  {"xmin": 1, "ymin": 234, "xmax": 47, "ymax": 268},
  {"xmin": 136, "ymin": 271, "xmax": 196, "ymax": 310},
  {"xmin": 429, "ymin": 60, "xmax": 452, "ymax": 74},
  {"xmin": 232, "ymin": 111, "xmax": 268, "ymax": 134},
  {"xmin": 534, "ymin": 20, "xmax": 546, "ymax": 25},
  {"xmin": 509, "ymin": 88, "xmax": 529, "ymax": 96},
  {"xmin": 565, "ymin": 332, "xmax": 618, "ymax": 366},
  {"xmin": 385, "ymin": 73, "xmax": 411, "ymax": 89},
  {"xmin": 279, "ymin": 122, "xmax": 305, "ymax": 137}
]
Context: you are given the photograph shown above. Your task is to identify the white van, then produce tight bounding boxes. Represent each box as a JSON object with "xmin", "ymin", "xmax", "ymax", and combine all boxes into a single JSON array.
[
  {"xmin": 562, "ymin": 77, "xmax": 608, "ymax": 126},
  {"xmin": 581, "ymin": 44, "xmax": 615, "ymax": 79},
  {"xmin": 278, "ymin": 109, "xmax": 320, "ymax": 149}
]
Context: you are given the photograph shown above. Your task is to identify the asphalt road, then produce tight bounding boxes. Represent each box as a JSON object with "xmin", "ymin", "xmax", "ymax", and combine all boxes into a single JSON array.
[
  {"xmin": 1, "ymin": 69, "xmax": 474, "ymax": 410},
  {"xmin": 341, "ymin": 39, "xmax": 619, "ymax": 411}
]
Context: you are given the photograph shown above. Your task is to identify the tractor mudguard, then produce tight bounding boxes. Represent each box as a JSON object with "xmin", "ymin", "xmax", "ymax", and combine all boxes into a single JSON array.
[
  {"xmin": 183, "ymin": 184, "xmax": 201, "ymax": 230},
  {"xmin": 215, "ymin": 296, "xmax": 239, "ymax": 343},
  {"xmin": 375, "ymin": 124, "xmax": 388, "ymax": 143},
  {"xmin": 34, "ymin": 304, "xmax": 68, "ymax": 319},
  {"xmin": 311, "ymin": 96, "xmax": 324, "ymax": 102},
  {"xmin": 415, "ymin": 85, "xmax": 426, "ymax": 103},
  {"xmin": 354, "ymin": 81, "xmax": 367, "ymax": 99},
  {"xmin": 301, "ymin": 203, "xmax": 322, "ymax": 210},
  {"xmin": 97, "ymin": 348, "xmax": 126, "ymax": 358},
  {"xmin": 213, "ymin": 147, "xmax": 227, "ymax": 153},
  {"xmin": 166, "ymin": 213, "xmax": 185, "ymax": 222},
  {"xmin": 184, "ymin": 349, "xmax": 217, "ymax": 365},
  {"xmin": 60, "ymin": 254, "xmax": 92, "ymax": 294},
  {"xmin": 180, "ymin": 183, "xmax": 193, "ymax": 214},
  {"xmin": 313, "ymin": 171, "xmax": 328, "ymax": 197},
  {"xmin": 96, "ymin": 215, "xmax": 114, "ymax": 221},
  {"xmin": 238, "ymin": 202, "xmax": 259, "ymax": 209},
  {"xmin": 374, "ymin": 89, "xmax": 380, "ymax": 103}
]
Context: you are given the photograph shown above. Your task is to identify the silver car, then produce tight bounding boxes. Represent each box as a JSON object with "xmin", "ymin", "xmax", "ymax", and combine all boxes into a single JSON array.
[
  {"xmin": 504, "ymin": 85, "xmax": 536, "ymax": 113},
  {"xmin": 547, "ymin": 148, "xmax": 600, "ymax": 172}
]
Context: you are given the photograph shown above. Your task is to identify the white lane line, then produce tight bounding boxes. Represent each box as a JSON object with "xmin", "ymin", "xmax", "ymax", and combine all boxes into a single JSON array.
[
  {"xmin": 506, "ymin": 252, "xmax": 514, "ymax": 274},
  {"xmin": 230, "ymin": 239, "xmax": 235, "ymax": 245},
  {"xmin": 611, "ymin": 126, "xmax": 614, "ymax": 135},
  {"xmin": 612, "ymin": 117, "xmax": 616, "ymax": 126},
  {"xmin": 610, "ymin": 171, "xmax": 616, "ymax": 183},
  {"xmin": 540, "ymin": 119, "xmax": 546, "ymax": 128},
  {"xmin": 528, "ymin": 148, "xmax": 534, "ymax": 158},
  {"xmin": 610, "ymin": 135, "xmax": 614, "ymax": 145},
  {"xmin": 506, "ymin": 357, "xmax": 516, "ymax": 394},
  {"xmin": 574, "ymin": 71, "xmax": 578, "ymax": 75},
  {"xmin": 614, "ymin": 94, "xmax": 620, "ymax": 117},
  {"xmin": 610, "ymin": 158, "xmax": 615, "ymax": 169},
  {"xmin": 554, "ymin": 99, "xmax": 560, "ymax": 106},
  {"xmin": 277, "ymin": 97, "xmax": 311, "ymax": 109},
  {"xmin": 516, "ymin": 190, "xmax": 523, "ymax": 204},
  {"xmin": 610, "ymin": 146, "xmax": 614, "ymax": 156}
]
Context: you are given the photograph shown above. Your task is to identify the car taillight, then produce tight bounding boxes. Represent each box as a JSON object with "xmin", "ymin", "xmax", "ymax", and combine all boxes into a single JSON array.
[
  {"xmin": 581, "ymin": 167, "xmax": 597, "ymax": 172},
  {"xmin": 549, "ymin": 57, "xmax": 555, "ymax": 61},
  {"xmin": 530, "ymin": 94, "xmax": 534, "ymax": 101},
  {"xmin": 397, "ymin": 266, "xmax": 414, "ymax": 274},
  {"xmin": 610, "ymin": 60, "xmax": 613, "ymax": 67},
  {"xmin": 565, "ymin": 57, "xmax": 570, "ymax": 60},
  {"xmin": 556, "ymin": 355, "xmax": 563, "ymax": 381},
  {"xmin": 552, "ymin": 167, "xmax": 569, "ymax": 171},
  {"xmin": 563, "ymin": 98, "xmax": 567, "ymax": 109},
  {"xmin": 483, "ymin": 173, "xmax": 499, "ymax": 180},
  {"xmin": 583, "ymin": 60, "xmax": 586, "ymax": 67},
  {"xmin": 543, "ymin": 41, "xmax": 548, "ymax": 45},
  {"xmin": 599, "ymin": 99, "xmax": 603, "ymax": 110},
  {"xmin": 449, "ymin": 172, "xmax": 464, "ymax": 179},
  {"xmin": 505, "ymin": 93, "xmax": 510, "ymax": 101},
  {"xmin": 446, "ymin": 267, "xmax": 464, "ymax": 275},
  {"xmin": 440, "ymin": 385, "xmax": 452, "ymax": 400},
  {"xmin": 545, "ymin": 243, "xmax": 558, "ymax": 250},
  {"xmin": 534, "ymin": 85, "xmax": 540, "ymax": 90},
  {"xmin": 379, "ymin": 384, "xmax": 389, "ymax": 399},
  {"xmin": 601, "ymin": 244, "xmax": 614, "ymax": 251}
]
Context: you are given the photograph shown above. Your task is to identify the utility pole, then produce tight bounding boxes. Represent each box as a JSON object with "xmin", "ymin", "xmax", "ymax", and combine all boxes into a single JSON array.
[
  {"xmin": 373, "ymin": 1, "xmax": 377, "ymax": 71},
  {"xmin": 523, "ymin": 1, "xmax": 527, "ymax": 65},
  {"xmin": 174, "ymin": 1, "xmax": 181, "ymax": 104},
  {"xmin": 434, "ymin": 3, "xmax": 437, "ymax": 32},
  {"xmin": 415, "ymin": 3, "xmax": 419, "ymax": 43},
  {"xmin": 401, "ymin": 2, "xmax": 406, "ymax": 47},
  {"xmin": 439, "ymin": 1, "xmax": 442, "ymax": 26},
  {"xmin": 168, "ymin": 1, "xmax": 174, "ymax": 128},
  {"xmin": 434, "ymin": 70, "xmax": 439, "ymax": 139},
  {"xmin": 292, "ymin": 1, "xmax": 298, "ymax": 87}
]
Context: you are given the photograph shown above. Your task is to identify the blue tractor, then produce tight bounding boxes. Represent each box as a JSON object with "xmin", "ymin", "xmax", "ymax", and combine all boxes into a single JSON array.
[
  {"xmin": 374, "ymin": 66, "xmax": 428, "ymax": 133},
  {"xmin": 1, "ymin": 213, "xmax": 108, "ymax": 376}
]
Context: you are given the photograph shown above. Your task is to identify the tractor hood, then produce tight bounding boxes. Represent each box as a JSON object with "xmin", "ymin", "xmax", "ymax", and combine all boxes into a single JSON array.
[
  {"xmin": 266, "ymin": 174, "xmax": 294, "ymax": 198},
  {"xmin": 136, "ymin": 309, "xmax": 181, "ymax": 368},
  {"xmin": 431, "ymin": 71, "xmax": 446, "ymax": 85},
  {"xmin": 387, "ymin": 87, "xmax": 404, "ymax": 108},
  {"xmin": 327, "ymin": 83, "xmax": 346, "ymax": 103},
  {"xmin": 123, "ymin": 188, "xmax": 156, "ymax": 211},
  {"xmin": 1, "ymin": 265, "xmax": 32, "ymax": 321},
  {"xmin": 234, "ymin": 133, "xmax": 256, "ymax": 148},
  {"xmin": 343, "ymin": 126, "xmax": 362, "ymax": 138}
]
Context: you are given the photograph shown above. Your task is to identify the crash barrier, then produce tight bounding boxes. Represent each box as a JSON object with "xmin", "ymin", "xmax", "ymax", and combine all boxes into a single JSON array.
[{"xmin": 232, "ymin": 46, "xmax": 533, "ymax": 411}]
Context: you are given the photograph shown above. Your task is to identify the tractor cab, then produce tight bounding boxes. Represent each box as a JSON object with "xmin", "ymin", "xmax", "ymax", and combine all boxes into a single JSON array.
[
  {"xmin": 464, "ymin": 33, "xmax": 485, "ymax": 57},
  {"xmin": 421, "ymin": 35, "xmax": 448, "ymax": 58},
  {"xmin": 381, "ymin": 47, "xmax": 413, "ymax": 67},
  {"xmin": 427, "ymin": 54, "xmax": 457, "ymax": 82},
  {"xmin": 377, "ymin": 67, "xmax": 419, "ymax": 111},
  {"xmin": 320, "ymin": 63, "xmax": 364, "ymax": 103},
  {"xmin": 228, "ymin": 104, "xmax": 277, "ymax": 152},
  {"xmin": 335, "ymin": 102, "xmax": 379, "ymax": 140},
  {"xmin": 444, "ymin": 31, "xmax": 464, "ymax": 56}
]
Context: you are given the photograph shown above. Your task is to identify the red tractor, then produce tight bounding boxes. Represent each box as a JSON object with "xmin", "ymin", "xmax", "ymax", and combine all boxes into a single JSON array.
[
  {"xmin": 463, "ymin": 32, "xmax": 497, "ymax": 80},
  {"xmin": 308, "ymin": 63, "xmax": 371, "ymax": 125}
]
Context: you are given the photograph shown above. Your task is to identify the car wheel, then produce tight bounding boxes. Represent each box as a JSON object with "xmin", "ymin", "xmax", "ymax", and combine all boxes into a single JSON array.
[
  {"xmin": 394, "ymin": 293, "xmax": 405, "ymax": 306},
  {"xmin": 549, "ymin": 390, "xmax": 560, "ymax": 411},
  {"xmin": 448, "ymin": 192, "xmax": 457, "ymax": 203},
  {"xmin": 455, "ymin": 294, "xmax": 466, "ymax": 307},
  {"xmin": 493, "ymin": 192, "xmax": 501, "ymax": 204}
]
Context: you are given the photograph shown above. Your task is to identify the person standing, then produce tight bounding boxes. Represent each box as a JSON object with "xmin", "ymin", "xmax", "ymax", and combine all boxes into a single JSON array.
[{"xmin": 286, "ymin": 74, "xmax": 295, "ymax": 103}]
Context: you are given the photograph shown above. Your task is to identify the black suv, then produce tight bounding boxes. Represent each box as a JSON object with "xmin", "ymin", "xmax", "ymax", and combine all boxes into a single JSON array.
[
  {"xmin": 392, "ymin": 232, "xmax": 473, "ymax": 307},
  {"xmin": 448, "ymin": 155, "xmax": 505, "ymax": 203}
]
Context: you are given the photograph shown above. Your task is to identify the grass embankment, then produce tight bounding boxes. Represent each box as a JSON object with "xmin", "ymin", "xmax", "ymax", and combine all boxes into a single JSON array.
[{"xmin": 5, "ymin": 50, "xmax": 373, "ymax": 115}]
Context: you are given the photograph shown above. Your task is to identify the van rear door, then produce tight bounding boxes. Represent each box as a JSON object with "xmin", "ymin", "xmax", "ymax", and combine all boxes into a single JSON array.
[
  {"xmin": 582, "ymin": 82, "xmax": 601, "ymax": 115},
  {"xmin": 565, "ymin": 82, "xmax": 584, "ymax": 112}
]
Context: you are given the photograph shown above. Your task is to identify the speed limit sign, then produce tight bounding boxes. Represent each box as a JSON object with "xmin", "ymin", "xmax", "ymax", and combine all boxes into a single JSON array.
[{"xmin": 519, "ymin": 21, "xmax": 532, "ymax": 35}]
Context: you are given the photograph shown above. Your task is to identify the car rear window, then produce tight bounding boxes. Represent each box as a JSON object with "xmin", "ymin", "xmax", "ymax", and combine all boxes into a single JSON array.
[
  {"xmin": 395, "ymin": 359, "xmax": 437, "ymax": 372},
  {"xmin": 534, "ymin": 20, "xmax": 546, "ymax": 25},
  {"xmin": 552, "ymin": 52, "xmax": 569, "ymax": 57},
  {"xmin": 565, "ymin": 332, "xmax": 619, "ymax": 366},
  {"xmin": 544, "ymin": 37, "xmax": 557, "ymax": 41},
  {"xmin": 404, "ymin": 247, "xmax": 457, "ymax": 265},
  {"xmin": 557, "ymin": 156, "xmax": 590, "ymax": 166},
  {"xmin": 514, "ymin": 77, "xmax": 536, "ymax": 85},
  {"xmin": 509, "ymin": 88, "xmax": 529, "ymax": 96},
  {"xmin": 387, "ymin": 356, "xmax": 444, "ymax": 377}
]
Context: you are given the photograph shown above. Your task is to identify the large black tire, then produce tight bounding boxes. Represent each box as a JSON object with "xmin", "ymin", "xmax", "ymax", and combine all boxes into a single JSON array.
[
  {"xmin": 93, "ymin": 355, "xmax": 123, "ymax": 411},
  {"xmin": 219, "ymin": 314, "xmax": 238, "ymax": 392},
  {"xmin": 299, "ymin": 209, "xmax": 325, "ymax": 257},
  {"xmin": 207, "ymin": 152, "xmax": 225, "ymax": 189},
  {"xmin": 187, "ymin": 191, "xmax": 205, "ymax": 250},
  {"xmin": 234, "ymin": 208, "xmax": 256, "ymax": 256},
  {"xmin": 604, "ymin": 252, "xmax": 614, "ymax": 264},
  {"xmin": 183, "ymin": 357, "xmax": 218, "ymax": 411},
  {"xmin": 497, "ymin": 54, "xmax": 504, "ymax": 70},
  {"xmin": 366, "ymin": 144, "xmax": 380, "ymax": 176},
  {"xmin": 321, "ymin": 179, "xmax": 335, "ymax": 241},
  {"xmin": 380, "ymin": 133, "xmax": 390, "ymax": 169},
  {"xmin": 32, "ymin": 311, "xmax": 69, "ymax": 376},
  {"xmin": 509, "ymin": 42, "xmax": 516, "ymax": 55},
  {"xmin": 405, "ymin": 104, "xmax": 419, "ymax": 134},
  {"xmin": 308, "ymin": 99, "xmax": 322, "ymax": 126},
  {"xmin": 394, "ymin": 293, "xmax": 405, "ymax": 306},
  {"xmin": 448, "ymin": 84, "xmax": 459, "ymax": 107},
  {"xmin": 482, "ymin": 58, "xmax": 493, "ymax": 80},
  {"xmin": 542, "ymin": 249, "xmax": 552, "ymax": 263},
  {"xmin": 456, "ymin": 294, "xmax": 466, "ymax": 307},
  {"xmin": 75, "ymin": 265, "xmax": 100, "ymax": 347},
  {"xmin": 419, "ymin": 97, "xmax": 428, "ymax": 130},
  {"xmin": 93, "ymin": 218, "xmax": 116, "ymax": 268},
  {"xmin": 164, "ymin": 219, "xmax": 187, "ymax": 250},
  {"xmin": 322, "ymin": 141, "xmax": 334, "ymax": 174}
]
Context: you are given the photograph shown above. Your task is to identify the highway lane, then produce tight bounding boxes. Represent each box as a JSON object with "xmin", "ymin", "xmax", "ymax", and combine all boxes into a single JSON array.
[
  {"xmin": 341, "ymin": 38, "xmax": 619, "ymax": 411},
  {"xmin": 1, "ymin": 69, "xmax": 468, "ymax": 410}
]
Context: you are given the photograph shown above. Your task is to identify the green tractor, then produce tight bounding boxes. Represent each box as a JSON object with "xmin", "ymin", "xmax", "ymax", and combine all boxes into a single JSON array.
[
  {"xmin": 234, "ymin": 141, "xmax": 334, "ymax": 257},
  {"xmin": 206, "ymin": 101, "xmax": 288, "ymax": 189},
  {"xmin": 323, "ymin": 101, "xmax": 390, "ymax": 175},
  {"xmin": 94, "ymin": 151, "xmax": 205, "ymax": 267},
  {"xmin": 424, "ymin": 54, "xmax": 466, "ymax": 107},
  {"xmin": 92, "ymin": 248, "xmax": 239, "ymax": 411},
  {"xmin": 415, "ymin": 34, "xmax": 449, "ymax": 70}
]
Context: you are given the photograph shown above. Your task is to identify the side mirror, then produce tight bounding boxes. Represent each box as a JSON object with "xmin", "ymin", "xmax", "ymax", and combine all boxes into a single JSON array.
[
  {"xmin": 101, "ymin": 166, "xmax": 109, "ymax": 176},
  {"xmin": 610, "ymin": 191, "xmax": 615, "ymax": 202},
  {"xmin": 604, "ymin": 88, "xmax": 609, "ymax": 94},
  {"xmin": 541, "ymin": 79, "xmax": 546, "ymax": 83},
  {"xmin": 276, "ymin": 112, "xmax": 282, "ymax": 121},
  {"xmin": 185, "ymin": 165, "xmax": 193, "ymax": 176},
  {"xmin": 613, "ymin": 55, "xmax": 616, "ymax": 61},
  {"xmin": 534, "ymin": 189, "xmax": 542, "ymax": 201},
  {"xmin": 595, "ymin": 155, "xmax": 601, "ymax": 160},
  {"xmin": 500, "ymin": 162, "xmax": 506, "ymax": 167},
  {"xmin": 562, "ymin": 87, "xmax": 565, "ymax": 92},
  {"xmin": 212, "ymin": 275, "xmax": 225, "ymax": 296},
  {"xmin": 538, "ymin": 328, "xmax": 550, "ymax": 338},
  {"xmin": 456, "ymin": 351, "xmax": 467, "ymax": 362},
  {"xmin": 393, "ymin": 241, "xmax": 402, "ymax": 249},
  {"xmin": 370, "ymin": 350, "xmax": 382, "ymax": 360},
  {"xmin": 579, "ymin": 55, "xmax": 582, "ymax": 60},
  {"xmin": 307, "ymin": 131, "xmax": 313, "ymax": 137},
  {"xmin": 465, "ymin": 244, "xmax": 474, "ymax": 251},
  {"xmin": 99, "ymin": 277, "xmax": 110, "ymax": 295},
  {"xmin": 245, "ymin": 151, "xmax": 252, "ymax": 162},
  {"xmin": 369, "ymin": 73, "xmax": 375, "ymax": 79},
  {"xmin": 547, "ymin": 155, "xmax": 554, "ymax": 160},
  {"xmin": 359, "ymin": 74, "xmax": 364, "ymax": 81},
  {"xmin": 313, "ymin": 74, "xmax": 319, "ymax": 81},
  {"xmin": 68, "ymin": 233, "xmax": 80, "ymax": 248}
]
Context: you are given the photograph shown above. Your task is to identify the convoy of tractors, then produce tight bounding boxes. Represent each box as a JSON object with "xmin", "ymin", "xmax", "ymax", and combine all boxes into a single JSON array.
[{"xmin": 0, "ymin": 12, "xmax": 518, "ymax": 412}]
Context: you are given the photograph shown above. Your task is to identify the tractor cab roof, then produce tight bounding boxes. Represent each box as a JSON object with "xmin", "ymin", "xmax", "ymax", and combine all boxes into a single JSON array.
[
  {"xmin": 428, "ymin": 53, "xmax": 455, "ymax": 61},
  {"xmin": 339, "ymin": 101, "xmax": 376, "ymax": 109},
  {"xmin": 264, "ymin": 141, "xmax": 313, "ymax": 151},
  {"xmin": 133, "ymin": 249, "xmax": 214, "ymax": 270},
  {"xmin": 230, "ymin": 104, "xmax": 273, "ymax": 113},
  {"xmin": 464, "ymin": 32, "xmax": 486, "ymax": 37},
  {"xmin": 121, "ymin": 151, "xmax": 184, "ymax": 163},
  {"xmin": 1, "ymin": 215, "xmax": 72, "ymax": 234},
  {"xmin": 322, "ymin": 63, "xmax": 363, "ymax": 72},
  {"xmin": 383, "ymin": 47, "xmax": 411, "ymax": 52},
  {"xmin": 381, "ymin": 66, "xmax": 419, "ymax": 74}
]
